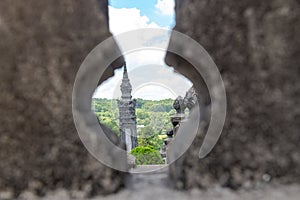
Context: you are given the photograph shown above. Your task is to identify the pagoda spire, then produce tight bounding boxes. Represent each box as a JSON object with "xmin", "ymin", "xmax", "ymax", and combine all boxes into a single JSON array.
[
  {"xmin": 120, "ymin": 62, "xmax": 132, "ymax": 100},
  {"xmin": 124, "ymin": 62, "xmax": 127, "ymax": 72},
  {"xmin": 117, "ymin": 62, "xmax": 138, "ymax": 151},
  {"xmin": 123, "ymin": 62, "xmax": 129, "ymax": 79}
]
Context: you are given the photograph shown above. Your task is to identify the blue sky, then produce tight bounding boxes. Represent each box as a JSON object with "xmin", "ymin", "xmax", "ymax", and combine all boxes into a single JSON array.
[
  {"xmin": 109, "ymin": 0, "xmax": 175, "ymax": 28},
  {"xmin": 93, "ymin": 0, "xmax": 192, "ymax": 100}
]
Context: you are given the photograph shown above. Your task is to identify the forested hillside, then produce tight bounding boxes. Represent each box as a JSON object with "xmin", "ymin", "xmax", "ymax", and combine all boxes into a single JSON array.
[{"xmin": 92, "ymin": 98, "xmax": 175, "ymax": 150}]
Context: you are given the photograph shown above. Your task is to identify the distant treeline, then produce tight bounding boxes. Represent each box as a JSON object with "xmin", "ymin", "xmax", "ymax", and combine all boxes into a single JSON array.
[{"xmin": 92, "ymin": 98, "xmax": 175, "ymax": 150}]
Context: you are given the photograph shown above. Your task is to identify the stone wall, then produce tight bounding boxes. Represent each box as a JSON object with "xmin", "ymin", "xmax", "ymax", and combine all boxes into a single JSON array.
[
  {"xmin": 0, "ymin": 0, "xmax": 125, "ymax": 197},
  {"xmin": 166, "ymin": 0, "xmax": 300, "ymax": 189}
]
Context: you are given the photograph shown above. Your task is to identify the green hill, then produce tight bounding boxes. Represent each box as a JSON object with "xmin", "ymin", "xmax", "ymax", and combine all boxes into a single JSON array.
[{"xmin": 92, "ymin": 98, "xmax": 175, "ymax": 150}]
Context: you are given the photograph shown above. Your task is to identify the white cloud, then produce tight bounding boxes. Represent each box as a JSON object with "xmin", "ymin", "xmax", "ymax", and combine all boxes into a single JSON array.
[
  {"xmin": 94, "ymin": 5, "xmax": 191, "ymax": 100},
  {"xmin": 109, "ymin": 6, "xmax": 160, "ymax": 35},
  {"xmin": 155, "ymin": 0, "xmax": 175, "ymax": 16},
  {"xmin": 108, "ymin": 6, "xmax": 169, "ymax": 66},
  {"xmin": 93, "ymin": 64, "xmax": 192, "ymax": 100},
  {"xmin": 126, "ymin": 50, "xmax": 165, "ymax": 67},
  {"xmin": 133, "ymin": 85, "xmax": 176, "ymax": 100}
]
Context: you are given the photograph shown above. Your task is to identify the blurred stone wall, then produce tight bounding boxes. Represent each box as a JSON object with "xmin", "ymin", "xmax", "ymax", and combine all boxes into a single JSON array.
[
  {"xmin": 167, "ymin": 0, "xmax": 300, "ymax": 189},
  {"xmin": 0, "ymin": 0, "xmax": 125, "ymax": 197}
]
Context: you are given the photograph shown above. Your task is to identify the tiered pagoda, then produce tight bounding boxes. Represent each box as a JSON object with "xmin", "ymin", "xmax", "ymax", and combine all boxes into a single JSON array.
[{"xmin": 117, "ymin": 63, "xmax": 138, "ymax": 151}]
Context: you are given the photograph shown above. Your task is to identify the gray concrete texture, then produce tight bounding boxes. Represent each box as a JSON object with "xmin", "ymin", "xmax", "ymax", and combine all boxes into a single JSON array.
[
  {"xmin": 0, "ymin": 0, "xmax": 126, "ymax": 197},
  {"xmin": 166, "ymin": 0, "xmax": 300, "ymax": 190}
]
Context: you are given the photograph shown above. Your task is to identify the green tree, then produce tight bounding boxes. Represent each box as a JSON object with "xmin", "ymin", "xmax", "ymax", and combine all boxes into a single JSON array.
[
  {"xmin": 130, "ymin": 146, "xmax": 164, "ymax": 165},
  {"xmin": 92, "ymin": 98, "xmax": 174, "ymax": 149},
  {"xmin": 138, "ymin": 126, "xmax": 164, "ymax": 151}
]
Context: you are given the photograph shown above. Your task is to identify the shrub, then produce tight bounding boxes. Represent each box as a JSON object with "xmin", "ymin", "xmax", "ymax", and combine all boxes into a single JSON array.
[
  {"xmin": 130, "ymin": 146, "xmax": 164, "ymax": 165},
  {"xmin": 138, "ymin": 126, "xmax": 164, "ymax": 151}
]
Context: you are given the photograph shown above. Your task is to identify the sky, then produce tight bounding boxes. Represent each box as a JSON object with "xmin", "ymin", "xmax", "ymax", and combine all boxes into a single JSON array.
[
  {"xmin": 93, "ymin": 0, "xmax": 193, "ymax": 100},
  {"xmin": 109, "ymin": 0, "xmax": 175, "ymax": 28}
]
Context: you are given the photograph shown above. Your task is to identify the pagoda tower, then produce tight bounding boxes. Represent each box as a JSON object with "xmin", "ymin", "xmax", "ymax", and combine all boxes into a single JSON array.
[{"xmin": 117, "ymin": 63, "xmax": 138, "ymax": 151}]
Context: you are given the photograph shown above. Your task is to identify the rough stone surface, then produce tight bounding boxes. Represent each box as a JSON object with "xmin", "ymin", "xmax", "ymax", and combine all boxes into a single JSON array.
[
  {"xmin": 166, "ymin": 0, "xmax": 300, "ymax": 189},
  {"xmin": 11, "ymin": 171, "xmax": 300, "ymax": 200},
  {"xmin": 0, "ymin": 0, "xmax": 125, "ymax": 197}
]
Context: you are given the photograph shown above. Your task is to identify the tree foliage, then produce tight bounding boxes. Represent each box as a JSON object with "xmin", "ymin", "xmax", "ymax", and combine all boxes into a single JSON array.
[
  {"xmin": 138, "ymin": 126, "xmax": 164, "ymax": 151},
  {"xmin": 92, "ymin": 98, "xmax": 175, "ymax": 152},
  {"xmin": 130, "ymin": 146, "xmax": 164, "ymax": 165}
]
